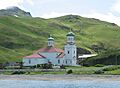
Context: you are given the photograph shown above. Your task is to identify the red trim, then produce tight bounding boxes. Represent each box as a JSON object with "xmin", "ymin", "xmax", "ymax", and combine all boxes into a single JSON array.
[
  {"xmin": 23, "ymin": 53, "xmax": 46, "ymax": 59},
  {"xmin": 36, "ymin": 46, "xmax": 64, "ymax": 53}
]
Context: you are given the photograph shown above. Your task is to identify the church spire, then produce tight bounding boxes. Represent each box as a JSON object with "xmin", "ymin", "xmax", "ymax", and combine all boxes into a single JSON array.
[
  {"xmin": 48, "ymin": 35, "xmax": 54, "ymax": 47},
  {"xmin": 66, "ymin": 29, "xmax": 75, "ymax": 44}
]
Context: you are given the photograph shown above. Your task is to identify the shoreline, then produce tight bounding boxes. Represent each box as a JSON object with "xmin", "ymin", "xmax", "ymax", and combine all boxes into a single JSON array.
[{"xmin": 0, "ymin": 74, "xmax": 120, "ymax": 81}]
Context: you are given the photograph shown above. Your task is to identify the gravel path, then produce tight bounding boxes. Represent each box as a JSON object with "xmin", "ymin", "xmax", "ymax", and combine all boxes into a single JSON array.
[{"xmin": 0, "ymin": 74, "xmax": 120, "ymax": 81}]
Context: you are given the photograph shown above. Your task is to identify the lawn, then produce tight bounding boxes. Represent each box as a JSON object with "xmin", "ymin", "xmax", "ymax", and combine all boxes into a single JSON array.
[{"xmin": 1, "ymin": 65, "xmax": 120, "ymax": 75}]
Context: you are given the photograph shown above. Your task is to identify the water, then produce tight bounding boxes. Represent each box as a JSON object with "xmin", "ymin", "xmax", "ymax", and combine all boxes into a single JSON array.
[{"xmin": 0, "ymin": 80, "xmax": 120, "ymax": 88}]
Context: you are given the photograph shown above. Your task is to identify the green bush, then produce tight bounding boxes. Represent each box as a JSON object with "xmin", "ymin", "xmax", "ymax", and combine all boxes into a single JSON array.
[
  {"xmin": 12, "ymin": 71, "xmax": 26, "ymax": 75},
  {"xmin": 94, "ymin": 64, "xmax": 104, "ymax": 67},
  {"xmin": 94, "ymin": 70, "xmax": 104, "ymax": 74},
  {"xmin": 60, "ymin": 65, "xmax": 65, "ymax": 69},
  {"xmin": 103, "ymin": 66, "xmax": 120, "ymax": 71},
  {"xmin": 67, "ymin": 69, "xmax": 73, "ymax": 74}
]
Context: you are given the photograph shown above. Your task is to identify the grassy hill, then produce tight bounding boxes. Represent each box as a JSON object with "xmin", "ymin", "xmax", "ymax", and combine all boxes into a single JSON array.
[
  {"xmin": 0, "ymin": 15, "xmax": 120, "ymax": 64},
  {"xmin": 0, "ymin": 7, "xmax": 32, "ymax": 17}
]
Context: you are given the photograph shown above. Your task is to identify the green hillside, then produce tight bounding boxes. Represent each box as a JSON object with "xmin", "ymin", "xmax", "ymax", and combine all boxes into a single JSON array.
[
  {"xmin": 0, "ymin": 7, "xmax": 32, "ymax": 17},
  {"xmin": 0, "ymin": 15, "xmax": 120, "ymax": 64}
]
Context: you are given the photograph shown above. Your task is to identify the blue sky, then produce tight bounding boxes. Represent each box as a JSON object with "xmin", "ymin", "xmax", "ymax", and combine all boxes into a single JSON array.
[{"xmin": 0, "ymin": 0, "xmax": 120, "ymax": 26}]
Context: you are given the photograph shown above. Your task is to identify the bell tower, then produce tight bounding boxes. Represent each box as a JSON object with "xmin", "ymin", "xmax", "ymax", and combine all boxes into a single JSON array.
[
  {"xmin": 64, "ymin": 31, "xmax": 77, "ymax": 66},
  {"xmin": 48, "ymin": 35, "xmax": 54, "ymax": 47}
]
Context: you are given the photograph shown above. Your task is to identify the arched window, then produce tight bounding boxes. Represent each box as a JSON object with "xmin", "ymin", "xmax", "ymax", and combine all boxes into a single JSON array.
[
  {"xmin": 29, "ymin": 59, "xmax": 31, "ymax": 64},
  {"xmin": 58, "ymin": 60, "xmax": 60, "ymax": 64},
  {"xmin": 68, "ymin": 51, "xmax": 69, "ymax": 54},
  {"xmin": 66, "ymin": 60, "xmax": 67, "ymax": 64}
]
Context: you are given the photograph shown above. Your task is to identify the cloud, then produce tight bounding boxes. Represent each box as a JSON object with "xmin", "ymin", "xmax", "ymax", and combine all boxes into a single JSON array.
[
  {"xmin": 37, "ymin": 0, "xmax": 58, "ymax": 4},
  {"xmin": 0, "ymin": 0, "xmax": 23, "ymax": 9},
  {"xmin": 40, "ymin": 12, "xmax": 82, "ymax": 18},
  {"xmin": 0, "ymin": 0, "xmax": 34, "ymax": 10},
  {"xmin": 26, "ymin": 0, "xmax": 34, "ymax": 6},
  {"xmin": 81, "ymin": 12, "xmax": 120, "ymax": 26},
  {"xmin": 41, "ymin": 12, "xmax": 71, "ymax": 18},
  {"xmin": 40, "ymin": 11, "xmax": 120, "ymax": 26},
  {"xmin": 111, "ymin": 0, "xmax": 120, "ymax": 13}
]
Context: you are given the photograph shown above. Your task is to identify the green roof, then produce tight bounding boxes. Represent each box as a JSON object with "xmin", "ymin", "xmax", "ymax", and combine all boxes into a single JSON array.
[
  {"xmin": 48, "ymin": 37, "xmax": 54, "ymax": 41},
  {"xmin": 66, "ymin": 32, "xmax": 75, "ymax": 36}
]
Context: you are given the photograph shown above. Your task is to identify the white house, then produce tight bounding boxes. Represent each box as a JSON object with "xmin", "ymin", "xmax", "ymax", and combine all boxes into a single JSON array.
[{"xmin": 23, "ymin": 31, "xmax": 77, "ymax": 66}]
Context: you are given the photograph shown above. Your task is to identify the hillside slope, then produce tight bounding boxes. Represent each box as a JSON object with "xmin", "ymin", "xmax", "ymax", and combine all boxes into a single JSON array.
[
  {"xmin": 0, "ymin": 15, "xmax": 120, "ymax": 63},
  {"xmin": 0, "ymin": 7, "xmax": 32, "ymax": 17}
]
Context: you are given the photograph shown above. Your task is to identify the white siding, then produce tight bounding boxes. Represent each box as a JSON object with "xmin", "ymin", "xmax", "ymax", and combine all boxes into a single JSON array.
[
  {"xmin": 39, "ymin": 52, "xmax": 61, "ymax": 65},
  {"xmin": 56, "ymin": 58, "xmax": 64, "ymax": 65},
  {"xmin": 67, "ymin": 36, "xmax": 75, "ymax": 43},
  {"xmin": 64, "ymin": 44, "xmax": 77, "ymax": 66},
  {"xmin": 23, "ymin": 58, "xmax": 48, "ymax": 66}
]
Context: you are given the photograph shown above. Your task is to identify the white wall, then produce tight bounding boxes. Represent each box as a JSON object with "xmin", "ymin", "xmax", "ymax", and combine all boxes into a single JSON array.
[
  {"xmin": 39, "ymin": 52, "xmax": 63, "ymax": 65},
  {"xmin": 64, "ymin": 44, "xmax": 77, "ymax": 66},
  {"xmin": 67, "ymin": 36, "xmax": 75, "ymax": 43},
  {"xmin": 56, "ymin": 58, "xmax": 64, "ymax": 65},
  {"xmin": 23, "ymin": 58, "xmax": 48, "ymax": 66}
]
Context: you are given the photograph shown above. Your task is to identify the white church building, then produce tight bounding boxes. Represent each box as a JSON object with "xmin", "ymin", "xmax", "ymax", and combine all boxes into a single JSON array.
[{"xmin": 23, "ymin": 31, "xmax": 77, "ymax": 66}]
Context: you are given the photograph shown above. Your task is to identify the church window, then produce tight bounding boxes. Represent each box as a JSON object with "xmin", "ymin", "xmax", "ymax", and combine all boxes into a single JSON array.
[
  {"xmin": 66, "ymin": 60, "xmax": 67, "ymax": 64},
  {"xmin": 58, "ymin": 60, "xmax": 60, "ymax": 64},
  {"xmin": 29, "ymin": 59, "xmax": 31, "ymax": 64},
  {"xmin": 68, "ymin": 51, "xmax": 69, "ymax": 54},
  {"xmin": 68, "ymin": 38, "xmax": 70, "ymax": 40}
]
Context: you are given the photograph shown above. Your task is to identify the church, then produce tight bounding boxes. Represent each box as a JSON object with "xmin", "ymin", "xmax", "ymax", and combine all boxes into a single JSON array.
[{"xmin": 23, "ymin": 31, "xmax": 77, "ymax": 66}]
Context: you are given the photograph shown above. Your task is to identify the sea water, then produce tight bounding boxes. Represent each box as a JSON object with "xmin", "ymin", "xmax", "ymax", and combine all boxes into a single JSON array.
[{"xmin": 0, "ymin": 80, "xmax": 120, "ymax": 88}]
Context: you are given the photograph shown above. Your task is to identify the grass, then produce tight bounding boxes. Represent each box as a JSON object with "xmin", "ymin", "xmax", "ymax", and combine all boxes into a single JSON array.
[
  {"xmin": 0, "ymin": 15, "xmax": 120, "ymax": 63},
  {"xmin": 66, "ymin": 66, "xmax": 102, "ymax": 74},
  {"xmin": 0, "ymin": 66, "xmax": 120, "ymax": 75},
  {"xmin": 105, "ymin": 69, "xmax": 120, "ymax": 75}
]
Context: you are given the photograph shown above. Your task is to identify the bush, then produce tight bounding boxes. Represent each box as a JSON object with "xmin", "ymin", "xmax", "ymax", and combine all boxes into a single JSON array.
[
  {"xmin": 12, "ymin": 71, "xmax": 26, "ymax": 75},
  {"xmin": 94, "ymin": 64, "xmax": 104, "ymax": 67},
  {"xmin": 60, "ymin": 65, "xmax": 65, "ymax": 69},
  {"xmin": 94, "ymin": 70, "xmax": 104, "ymax": 74},
  {"xmin": 41, "ymin": 63, "xmax": 53, "ymax": 69},
  {"xmin": 67, "ymin": 69, "xmax": 73, "ymax": 74},
  {"xmin": 103, "ymin": 66, "xmax": 120, "ymax": 71},
  {"xmin": 83, "ymin": 63, "xmax": 90, "ymax": 67}
]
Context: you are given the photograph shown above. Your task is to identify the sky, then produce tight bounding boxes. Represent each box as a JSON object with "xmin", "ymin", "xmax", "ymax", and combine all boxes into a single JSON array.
[{"xmin": 0, "ymin": 0, "xmax": 120, "ymax": 26}]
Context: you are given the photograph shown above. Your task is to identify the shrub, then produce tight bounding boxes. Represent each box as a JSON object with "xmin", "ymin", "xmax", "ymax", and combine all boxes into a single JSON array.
[
  {"xmin": 67, "ymin": 69, "xmax": 73, "ymax": 74},
  {"xmin": 12, "ymin": 71, "xmax": 26, "ymax": 75},
  {"xmin": 94, "ymin": 64, "xmax": 104, "ymax": 67},
  {"xmin": 94, "ymin": 70, "xmax": 104, "ymax": 74},
  {"xmin": 60, "ymin": 65, "xmax": 65, "ymax": 69},
  {"xmin": 82, "ymin": 63, "xmax": 90, "ymax": 67},
  {"xmin": 103, "ymin": 66, "xmax": 120, "ymax": 71},
  {"xmin": 37, "ymin": 64, "xmax": 41, "ymax": 68},
  {"xmin": 41, "ymin": 63, "xmax": 53, "ymax": 69}
]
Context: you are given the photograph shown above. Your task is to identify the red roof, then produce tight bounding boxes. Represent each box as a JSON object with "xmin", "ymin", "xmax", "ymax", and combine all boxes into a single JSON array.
[
  {"xmin": 23, "ymin": 53, "xmax": 46, "ymax": 59},
  {"xmin": 36, "ymin": 46, "xmax": 64, "ymax": 53}
]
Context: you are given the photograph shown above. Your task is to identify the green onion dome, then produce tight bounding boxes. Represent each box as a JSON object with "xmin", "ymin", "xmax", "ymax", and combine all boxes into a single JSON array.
[{"xmin": 66, "ymin": 32, "xmax": 75, "ymax": 36}]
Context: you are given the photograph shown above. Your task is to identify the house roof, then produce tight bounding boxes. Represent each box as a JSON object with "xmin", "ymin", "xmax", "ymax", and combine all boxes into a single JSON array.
[
  {"xmin": 36, "ymin": 46, "xmax": 64, "ymax": 53},
  {"xmin": 23, "ymin": 53, "xmax": 46, "ymax": 59}
]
